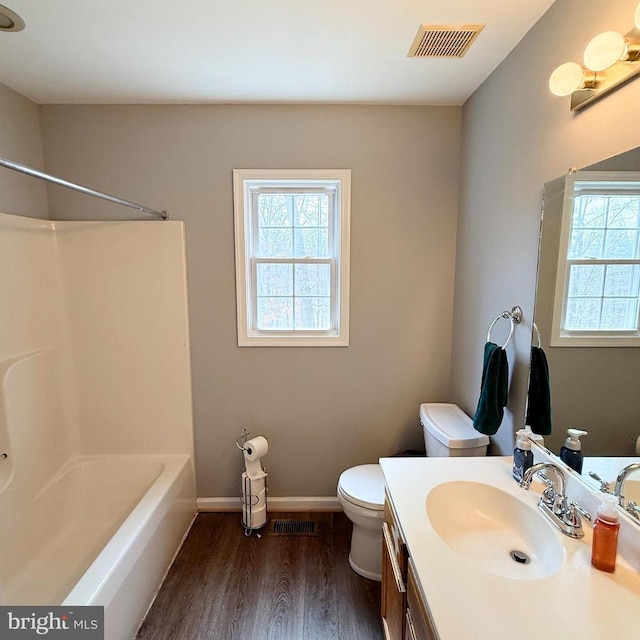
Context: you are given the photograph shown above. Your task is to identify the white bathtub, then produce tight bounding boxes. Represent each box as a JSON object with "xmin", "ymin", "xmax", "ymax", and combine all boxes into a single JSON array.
[{"xmin": 2, "ymin": 454, "xmax": 196, "ymax": 640}]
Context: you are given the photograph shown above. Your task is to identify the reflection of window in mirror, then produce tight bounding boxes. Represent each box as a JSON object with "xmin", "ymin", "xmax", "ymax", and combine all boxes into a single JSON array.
[{"xmin": 552, "ymin": 171, "xmax": 640, "ymax": 347}]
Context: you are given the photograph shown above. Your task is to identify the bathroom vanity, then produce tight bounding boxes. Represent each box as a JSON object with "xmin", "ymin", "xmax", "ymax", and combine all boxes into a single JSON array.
[
  {"xmin": 380, "ymin": 456, "xmax": 640, "ymax": 640},
  {"xmin": 381, "ymin": 489, "xmax": 437, "ymax": 640}
]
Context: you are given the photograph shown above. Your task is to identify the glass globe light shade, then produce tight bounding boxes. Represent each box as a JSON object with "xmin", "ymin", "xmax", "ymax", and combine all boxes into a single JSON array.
[
  {"xmin": 584, "ymin": 31, "xmax": 627, "ymax": 71},
  {"xmin": 549, "ymin": 62, "xmax": 585, "ymax": 96}
]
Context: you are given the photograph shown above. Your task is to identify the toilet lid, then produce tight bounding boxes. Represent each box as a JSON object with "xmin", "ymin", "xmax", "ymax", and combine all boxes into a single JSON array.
[
  {"xmin": 338, "ymin": 464, "xmax": 385, "ymax": 510},
  {"xmin": 420, "ymin": 403, "xmax": 489, "ymax": 448}
]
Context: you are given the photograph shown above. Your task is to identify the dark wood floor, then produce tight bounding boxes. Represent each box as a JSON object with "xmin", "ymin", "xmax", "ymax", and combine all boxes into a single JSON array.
[{"xmin": 136, "ymin": 512, "xmax": 383, "ymax": 640}]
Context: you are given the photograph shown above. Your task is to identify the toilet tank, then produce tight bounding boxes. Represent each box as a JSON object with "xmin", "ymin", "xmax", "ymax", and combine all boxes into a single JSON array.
[{"xmin": 419, "ymin": 403, "xmax": 489, "ymax": 457}]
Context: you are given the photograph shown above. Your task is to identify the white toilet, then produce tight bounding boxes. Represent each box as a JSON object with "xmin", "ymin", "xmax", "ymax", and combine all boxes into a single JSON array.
[
  {"xmin": 420, "ymin": 403, "xmax": 489, "ymax": 457},
  {"xmin": 337, "ymin": 403, "xmax": 489, "ymax": 582},
  {"xmin": 337, "ymin": 464, "xmax": 386, "ymax": 581}
]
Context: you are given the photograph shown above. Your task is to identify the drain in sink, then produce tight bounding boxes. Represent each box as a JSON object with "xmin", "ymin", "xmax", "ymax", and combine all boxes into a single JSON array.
[{"xmin": 510, "ymin": 550, "xmax": 530, "ymax": 564}]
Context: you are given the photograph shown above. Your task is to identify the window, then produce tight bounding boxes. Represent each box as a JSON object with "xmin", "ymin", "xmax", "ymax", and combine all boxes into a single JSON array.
[
  {"xmin": 233, "ymin": 169, "xmax": 351, "ymax": 346},
  {"xmin": 552, "ymin": 171, "xmax": 640, "ymax": 346}
]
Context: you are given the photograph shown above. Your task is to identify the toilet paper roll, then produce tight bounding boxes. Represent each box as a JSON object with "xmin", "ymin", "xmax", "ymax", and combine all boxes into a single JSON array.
[
  {"xmin": 244, "ymin": 457, "xmax": 266, "ymax": 479},
  {"xmin": 243, "ymin": 504, "xmax": 267, "ymax": 529},
  {"xmin": 241, "ymin": 472, "xmax": 267, "ymax": 529},
  {"xmin": 244, "ymin": 436, "xmax": 268, "ymax": 461},
  {"xmin": 242, "ymin": 490, "xmax": 266, "ymax": 511},
  {"xmin": 242, "ymin": 473, "xmax": 266, "ymax": 497}
]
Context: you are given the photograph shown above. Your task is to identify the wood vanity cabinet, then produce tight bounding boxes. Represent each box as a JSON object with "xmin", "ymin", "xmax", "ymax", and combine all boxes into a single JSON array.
[
  {"xmin": 381, "ymin": 491, "xmax": 407, "ymax": 640},
  {"xmin": 382, "ymin": 491, "xmax": 439, "ymax": 640},
  {"xmin": 405, "ymin": 560, "xmax": 438, "ymax": 640}
]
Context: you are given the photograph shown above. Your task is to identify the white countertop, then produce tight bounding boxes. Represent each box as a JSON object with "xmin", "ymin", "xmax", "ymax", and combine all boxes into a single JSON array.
[{"xmin": 380, "ymin": 456, "xmax": 640, "ymax": 640}]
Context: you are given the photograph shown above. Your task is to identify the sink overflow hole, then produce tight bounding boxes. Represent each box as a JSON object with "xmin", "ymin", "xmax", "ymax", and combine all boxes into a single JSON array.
[{"xmin": 510, "ymin": 550, "xmax": 530, "ymax": 565}]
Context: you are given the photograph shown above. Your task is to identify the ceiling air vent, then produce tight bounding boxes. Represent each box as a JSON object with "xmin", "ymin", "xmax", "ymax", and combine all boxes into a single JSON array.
[{"xmin": 408, "ymin": 24, "xmax": 484, "ymax": 58}]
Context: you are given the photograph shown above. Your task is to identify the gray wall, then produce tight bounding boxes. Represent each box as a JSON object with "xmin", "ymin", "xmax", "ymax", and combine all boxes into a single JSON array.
[
  {"xmin": 451, "ymin": 0, "xmax": 640, "ymax": 455},
  {"xmin": 38, "ymin": 104, "xmax": 462, "ymax": 497},
  {"xmin": 0, "ymin": 83, "xmax": 48, "ymax": 217}
]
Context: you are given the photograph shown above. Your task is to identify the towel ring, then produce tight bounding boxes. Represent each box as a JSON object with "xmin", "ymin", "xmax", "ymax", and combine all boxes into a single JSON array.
[{"xmin": 486, "ymin": 306, "xmax": 523, "ymax": 350}]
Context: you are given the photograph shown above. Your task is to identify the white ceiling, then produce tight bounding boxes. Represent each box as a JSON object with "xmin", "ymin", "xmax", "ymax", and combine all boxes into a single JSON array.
[{"xmin": 0, "ymin": 0, "xmax": 556, "ymax": 105}]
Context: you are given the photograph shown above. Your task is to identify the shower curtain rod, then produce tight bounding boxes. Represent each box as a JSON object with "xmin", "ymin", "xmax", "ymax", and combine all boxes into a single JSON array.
[{"xmin": 0, "ymin": 156, "xmax": 169, "ymax": 220}]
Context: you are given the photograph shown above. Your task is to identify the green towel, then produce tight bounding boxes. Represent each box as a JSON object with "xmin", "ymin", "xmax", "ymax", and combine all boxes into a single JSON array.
[
  {"xmin": 525, "ymin": 346, "xmax": 552, "ymax": 435},
  {"xmin": 473, "ymin": 342, "xmax": 509, "ymax": 436}
]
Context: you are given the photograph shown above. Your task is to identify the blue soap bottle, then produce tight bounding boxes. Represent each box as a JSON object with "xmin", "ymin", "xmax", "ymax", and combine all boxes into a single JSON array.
[
  {"xmin": 560, "ymin": 428, "xmax": 587, "ymax": 474},
  {"xmin": 513, "ymin": 429, "xmax": 533, "ymax": 483}
]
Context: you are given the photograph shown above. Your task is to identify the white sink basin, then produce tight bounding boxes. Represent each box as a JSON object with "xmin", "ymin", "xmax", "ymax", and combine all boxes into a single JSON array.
[{"xmin": 426, "ymin": 480, "xmax": 564, "ymax": 579}]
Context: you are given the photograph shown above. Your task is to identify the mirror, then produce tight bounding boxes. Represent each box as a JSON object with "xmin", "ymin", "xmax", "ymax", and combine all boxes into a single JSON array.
[{"xmin": 533, "ymin": 146, "xmax": 640, "ymax": 523}]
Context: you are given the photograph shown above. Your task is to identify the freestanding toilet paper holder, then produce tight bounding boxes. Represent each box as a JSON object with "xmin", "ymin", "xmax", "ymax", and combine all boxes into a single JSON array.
[{"xmin": 236, "ymin": 429, "xmax": 269, "ymax": 536}]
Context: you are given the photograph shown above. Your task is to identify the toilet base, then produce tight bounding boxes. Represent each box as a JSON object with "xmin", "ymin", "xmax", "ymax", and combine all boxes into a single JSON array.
[
  {"xmin": 347, "ymin": 521, "xmax": 383, "ymax": 581},
  {"xmin": 349, "ymin": 553, "xmax": 382, "ymax": 581}
]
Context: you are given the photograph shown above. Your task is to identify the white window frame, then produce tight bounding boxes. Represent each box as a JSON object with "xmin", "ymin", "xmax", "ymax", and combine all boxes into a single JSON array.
[
  {"xmin": 551, "ymin": 170, "xmax": 640, "ymax": 347},
  {"xmin": 233, "ymin": 169, "xmax": 351, "ymax": 347}
]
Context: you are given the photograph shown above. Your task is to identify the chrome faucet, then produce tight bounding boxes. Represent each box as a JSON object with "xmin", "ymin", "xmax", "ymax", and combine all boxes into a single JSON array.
[
  {"xmin": 588, "ymin": 471, "xmax": 612, "ymax": 494},
  {"xmin": 520, "ymin": 462, "xmax": 566, "ymax": 495},
  {"xmin": 519, "ymin": 462, "xmax": 590, "ymax": 538},
  {"xmin": 624, "ymin": 501, "xmax": 640, "ymax": 521},
  {"xmin": 614, "ymin": 462, "xmax": 640, "ymax": 503},
  {"xmin": 614, "ymin": 462, "xmax": 640, "ymax": 519}
]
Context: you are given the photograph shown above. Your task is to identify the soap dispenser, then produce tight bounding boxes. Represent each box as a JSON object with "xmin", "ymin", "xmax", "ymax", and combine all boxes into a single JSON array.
[
  {"xmin": 513, "ymin": 429, "xmax": 533, "ymax": 483},
  {"xmin": 591, "ymin": 494, "xmax": 619, "ymax": 573},
  {"xmin": 560, "ymin": 428, "xmax": 587, "ymax": 474}
]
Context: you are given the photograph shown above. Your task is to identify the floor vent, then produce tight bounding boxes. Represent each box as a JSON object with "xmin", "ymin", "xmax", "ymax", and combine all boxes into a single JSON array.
[
  {"xmin": 407, "ymin": 24, "xmax": 485, "ymax": 58},
  {"xmin": 269, "ymin": 519, "xmax": 318, "ymax": 536}
]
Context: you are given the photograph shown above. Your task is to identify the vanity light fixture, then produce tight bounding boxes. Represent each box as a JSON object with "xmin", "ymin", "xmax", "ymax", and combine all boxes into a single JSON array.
[
  {"xmin": 548, "ymin": 62, "xmax": 598, "ymax": 97},
  {"xmin": 549, "ymin": 3, "xmax": 640, "ymax": 110},
  {"xmin": 584, "ymin": 30, "xmax": 640, "ymax": 70}
]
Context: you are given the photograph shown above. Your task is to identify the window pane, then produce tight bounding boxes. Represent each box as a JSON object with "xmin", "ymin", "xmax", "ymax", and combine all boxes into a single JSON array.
[
  {"xmin": 295, "ymin": 264, "xmax": 331, "ymax": 296},
  {"xmin": 257, "ymin": 263, "xmax": 293, "ymax": 295},
  {"xmin": 567, "ymin": 264, "xmax": 604, "ymax": 297},
  {"xmin": 557, "ymin": 179, "xmax": 640, "ymax": 341},
  {"xmin": 568, "ymin": 229, "xmax": 604, "ymax": 259},
  {"xmin": 603, "ymin": 230, "xmax": 639, "ymax": 259},
  {"xmin": 601, "ymin": 298, "xmax": 638, "ymax": 330},
  {"xmin": 258, "ymin": 228, "xmax": 292, "ymax": 258},
  {"xmin": 293, "ymin": 228, "xmax": 329, "ymax": 257},
  {"xmin": 294, "ymin": 194, "xmax": 329, "ymax": 227},
  {"xmin": 604, "ymin": 265, "xmax": 640, "ymax": 297},
  {"xmin": 294, "ymin": 298, "xmax": 330, "ymax": 330},
  {"xmin": 573, "ymin": 196, "xmax": 607, "ymax": 228},
  {"xmin": 565, "ymin": 298, "xmax": 601, "ymax": 330},
  {"xmin": 257, "ymin": 297, "xmax": 293, "ymax": 330},
  {"xmin": 257, "ymin": 194, "xmax": 291, "ymax": 227},
  {"xmin": 235, "ymin": 170, "xmax": 350, "ymax": 345},
  {"xmin": 606, "ymin": 197, "xmax": 640, "ymax": 228}
]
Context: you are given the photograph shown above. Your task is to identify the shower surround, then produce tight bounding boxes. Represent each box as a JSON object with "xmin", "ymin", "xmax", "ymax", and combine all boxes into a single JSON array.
[{"xmin": 0, "ymin": 212, "xmax": 196, "ymax": 640}]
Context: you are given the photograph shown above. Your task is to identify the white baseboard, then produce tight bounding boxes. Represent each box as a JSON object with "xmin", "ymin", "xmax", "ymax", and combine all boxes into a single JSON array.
[{"xmin": 197, "ymin": 496, "xmax": 342, "ymax": 512}]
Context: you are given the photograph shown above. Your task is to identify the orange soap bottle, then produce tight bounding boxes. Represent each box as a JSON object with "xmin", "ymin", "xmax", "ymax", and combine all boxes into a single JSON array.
[{"xmin": 591, "ymin": 494, "xmax": 619, "ymax": 573}]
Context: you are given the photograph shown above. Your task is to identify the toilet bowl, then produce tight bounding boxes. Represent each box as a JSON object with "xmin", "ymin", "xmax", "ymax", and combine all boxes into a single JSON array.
[
  {"xmin": 337, "ymin": 464, "xmax": 385, "ymax": 581},
  {"xmin": 338, "ymin": 404, "xmax": 487, "ymax": 582}
]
